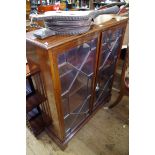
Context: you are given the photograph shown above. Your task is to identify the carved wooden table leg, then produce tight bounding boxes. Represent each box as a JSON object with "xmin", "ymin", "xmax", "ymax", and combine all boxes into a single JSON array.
[{"xmin": 108, "ymin": 46, "xmax": 129, "ymax": 109}]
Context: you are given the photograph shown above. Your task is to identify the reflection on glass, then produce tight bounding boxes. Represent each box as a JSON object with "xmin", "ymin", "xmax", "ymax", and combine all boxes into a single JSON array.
[
  {"xmin": 57, "ymin": 38, "xmax": 97, "ymax": 136},
  {"xmin": 94, "ymin": 28, "xmax": 123, "ymax": 108}
]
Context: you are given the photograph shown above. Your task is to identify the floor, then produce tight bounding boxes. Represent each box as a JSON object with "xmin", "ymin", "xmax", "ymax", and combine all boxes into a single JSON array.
[{"xmin": 27, "ymin": 90, "xmax": 129, "ymax": 155}]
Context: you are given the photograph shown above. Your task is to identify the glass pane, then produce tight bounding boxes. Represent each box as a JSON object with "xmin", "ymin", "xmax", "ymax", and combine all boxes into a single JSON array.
[
  {"xmin": 57, "ymin": 38, "xmax": 97, "ymax": 136},
  {"xmin": 94, "ymin": 28, "xmax": 123, "ymax": 108}
]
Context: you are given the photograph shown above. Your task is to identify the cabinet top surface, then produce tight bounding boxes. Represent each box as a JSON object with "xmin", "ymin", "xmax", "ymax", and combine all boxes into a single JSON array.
[{"xmin": 26, "ymin": 15, "xmax": 128, "ymax": 50}]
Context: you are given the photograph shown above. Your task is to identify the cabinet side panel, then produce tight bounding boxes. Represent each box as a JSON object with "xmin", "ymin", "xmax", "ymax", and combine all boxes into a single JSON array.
[{"xmin": 26, "ymin": 42, "xmax": 62, "ymax": 139}]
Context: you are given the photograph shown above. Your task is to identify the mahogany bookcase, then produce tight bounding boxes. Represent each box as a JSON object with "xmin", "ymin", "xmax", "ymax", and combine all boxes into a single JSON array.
[{"xmin": 26, "ymin": 16, "xmax": 128, "ymax": 149}]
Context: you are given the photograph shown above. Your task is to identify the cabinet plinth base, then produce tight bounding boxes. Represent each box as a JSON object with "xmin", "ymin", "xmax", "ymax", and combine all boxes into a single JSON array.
[{"xmin": 45, "ymin": 128, "xmax": 67, "ymax": 150}]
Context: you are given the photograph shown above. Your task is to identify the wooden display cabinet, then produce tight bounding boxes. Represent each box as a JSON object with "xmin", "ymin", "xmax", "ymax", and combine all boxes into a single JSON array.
[{"xmin": 26, "ymin": 16, "xmax": 128, "ymax": 149}]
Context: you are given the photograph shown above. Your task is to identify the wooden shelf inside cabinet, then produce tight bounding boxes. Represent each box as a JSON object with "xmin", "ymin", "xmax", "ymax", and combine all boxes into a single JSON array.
[
  {"xmin": 26, "ymin": 91, "xmax": 46, "ymax": 113},
  {"xmin": 60, "ymin": 71, "xmax": 86, "ymax": 97},
  {"xmin": 63, "ymin": 85, "xmax": 89, "ymax": 117}
]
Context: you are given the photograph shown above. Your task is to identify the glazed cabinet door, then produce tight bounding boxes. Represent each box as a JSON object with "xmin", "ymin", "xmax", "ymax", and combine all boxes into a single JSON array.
[
  {"xmin": 57, "ymin": 38, "xmax": 98, "ymax": 136},
  {"xmin": 93, "ymin": 26, "xmax": 125, "ymax": 109}
]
